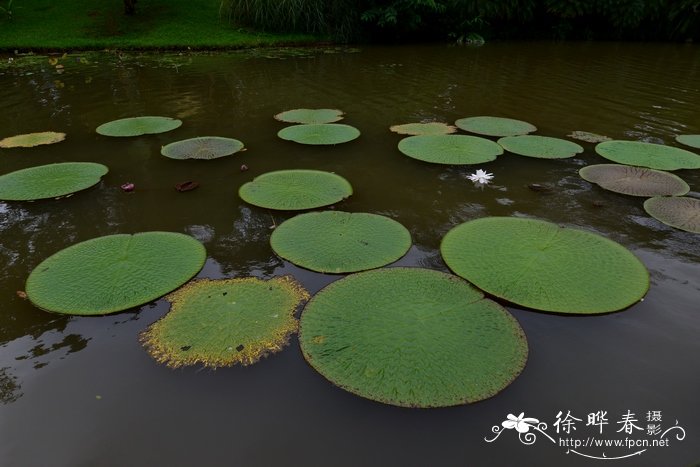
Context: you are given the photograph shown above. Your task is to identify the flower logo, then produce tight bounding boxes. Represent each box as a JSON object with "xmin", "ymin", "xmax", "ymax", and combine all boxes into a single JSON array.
[{"xmin": 502, "ymin": 413, "xmax": 540, "ymax": 433}]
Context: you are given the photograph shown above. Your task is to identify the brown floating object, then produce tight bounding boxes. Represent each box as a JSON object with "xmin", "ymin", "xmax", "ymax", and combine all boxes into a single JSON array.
[{"xmin": 175, "ymin": 181, "xmax": 199, "ymax": 192}]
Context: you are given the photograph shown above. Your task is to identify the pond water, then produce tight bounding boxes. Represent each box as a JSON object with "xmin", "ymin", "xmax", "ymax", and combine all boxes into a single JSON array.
[{"xmin": 0, "ymin": 43, "xmax": 698, "ymax": 467}]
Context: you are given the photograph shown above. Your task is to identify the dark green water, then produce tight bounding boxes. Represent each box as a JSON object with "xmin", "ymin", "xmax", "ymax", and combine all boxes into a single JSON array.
[{"xmin": 0, "ymin": 43, "xmax": 698, "ymax": 467}]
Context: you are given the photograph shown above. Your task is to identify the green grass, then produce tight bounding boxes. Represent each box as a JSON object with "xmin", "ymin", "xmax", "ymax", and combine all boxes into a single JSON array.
[{"xmin": 0, "ymin": 0, "xmax": 315, "ymax": 51}]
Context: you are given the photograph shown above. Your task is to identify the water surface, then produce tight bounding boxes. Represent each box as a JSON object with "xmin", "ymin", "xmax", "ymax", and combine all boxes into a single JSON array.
[{"xmin": 0, "ymin": 43, "xmax": 698, "ymax": 467}]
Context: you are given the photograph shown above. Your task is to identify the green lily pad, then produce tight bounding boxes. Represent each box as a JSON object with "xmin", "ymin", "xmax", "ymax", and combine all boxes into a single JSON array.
[
  {"xmin": 277, "ymin": 124, "xmax": 360, "ymax": 145},
  {"xmin": 580, "ymin": 164, "xmax": 690, "ymax": 197},
  {"xmin": 270, "ymin": 211, "xmax": 411, "ymax": 273},
  {"xmin": 398, "ymin": 135, "xmax": 503, "ymax": 165},
  {"xmin": 676, "ymin": 134, "xmax": 700, "ymax": 149},
  {"xmin": 161, "ymin": 136, "xmax": 244, "ymax": 160},
  {"xmin": 643, "ymin": 197, "xmax": 700, "ymax": 233},
  {"xmin": 299, "ymin": 268, "xmax": 528, "ymax": 408},
  {"xmin": 274, "ymin": 108, "xmax": 344, "ymax": 124},
  {"xmin": 441, "ymin": 217, "xmax": 649, "ymax": 314},
  {"xmin": 455, "ymin": 116, "xmax": 537, "ymax": 137},
  {"xmin": 96, "ymin": 116, "xmax": 182, "ymax": 137},
  {"xmin": 0, "ymin": 162, "xmax": 108, "ymax": 201},
  {"xmin": 26, "ymin": 232, "xmax": 206, "ymax": 315},
  {"xmin": 595, "ymin": 140, "xmax": 700, "ymax": 170},
  {"xmin": 498, "ymin": 135, "xmax": 584, "ymax": 159},
  {"xmin": 389, "ymin": 122, "xmax": 457, "ymax": 136},
  {"xmin": 0, "ymin": 131, "xmax": 66, "ymax": 148},
  {"xmin": 239, "ymin": 169, "xmax": 352, "ymax": 210},
  {"xmin": 568, "ymin": 131, "xmax": 612, "ymax": 144},
  {"xmin": 141, "ymin": 276, "xmax": 310, "ymax": 368}
]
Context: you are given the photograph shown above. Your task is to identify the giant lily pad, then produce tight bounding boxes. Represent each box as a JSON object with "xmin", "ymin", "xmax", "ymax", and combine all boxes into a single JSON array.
[
  {"xmin": 579, "ymin": 164, "xmax": 690, "ymax": 197},
  {"xmin": 299, "ymin": 268, "xmax": 528, "ymax": 408},
  {"xmin": 676, "ymin": 135, "xmax": 700, "ymax": 149},
  {"xmin": 0, "ymin": 131, "xmax": 66, "ymax": 148},
  {"xmin": 455, "ymin": 116, "xmax": 537, "ymax": 137},
  {"xmin": 0, "ymin": 162, "xmax": 108, "ymax": 201},
  {"xmin": 643, "ymin": 197, "xmax": 700, "ymax": 233},
  {"xmin": 96, "ymin": 116, "xmax": 182, "ymax": 137},
  {"xmin": 389, "ymin": 122, "xmax": 457, "ymax": 136},
  {"xmin": 274, "ymin": 108, "xmax": 344, "ymax": 124},
  {"xmin": 270, "ymin": 211, "xmax": 411, "ymax": 273},
  {"xmin": 498, "ymin": 135, "xmax": 584, "ymax": 159},
  {"xmin": 26, "ymin": 232, "xmax": 206, "ymax": 315},
  {"xmin": 441, "ymin": 217, "xmax": 649, "ymax": 314},
  {"xmin": 595, "ymin": 140, "xmax": 700, "ymax": 170},
  {"xmin": 398, "ymin": 135, "xmax": 503, "ymax": 165},
  {"xmin": 141, "ymin": 276, "xmax": 310, "ymax": 368},
  {"xmin": 239, "ymin": 170, "xmax": 352, "ymax": 210},
  {"xmin": 277, "ymin": 124, "xmax": 360, "ymax": 145},
  {"xmin": 161, "ymin": 136, "xmax": 244, "ymax": 160},
  {"xmin": 568, "ymin": 131, "xmax": 612, "ymax": 144}
]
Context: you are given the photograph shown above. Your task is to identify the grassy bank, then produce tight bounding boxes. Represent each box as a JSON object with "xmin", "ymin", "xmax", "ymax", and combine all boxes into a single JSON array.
[{"xmin": 0, "ymin": 0, "xmax": 315, "ymax": 51}]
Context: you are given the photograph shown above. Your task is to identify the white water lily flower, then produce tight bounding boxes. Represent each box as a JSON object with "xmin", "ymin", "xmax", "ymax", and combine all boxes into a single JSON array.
[{"xmin": 467, "ymin": 169, "xmax": 494, "ymax": 184}]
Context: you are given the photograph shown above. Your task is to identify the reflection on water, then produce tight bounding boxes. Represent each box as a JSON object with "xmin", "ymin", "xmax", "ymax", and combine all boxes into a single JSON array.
[{"xmin": 0, "ymin": 43, "xmax": 699, "ymax": 466}]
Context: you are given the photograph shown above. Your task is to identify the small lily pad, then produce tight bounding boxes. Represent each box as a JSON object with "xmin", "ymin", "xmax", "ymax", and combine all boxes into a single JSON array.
[
  {"xmin": 389, "ymin": 122, "xmax": 457, "ymax": 136},
  {"xmin": 580, "ymin": 164, "xmax": 690, "ymax": 197},
  {"xmin": 96, "ymin": 116, "xmax": 182, "ymax": 137},
  {"xmin": 239, "ymin": 169, "xmax": 352, "ymax": 210},
  {"xmin": 676, "ymin": 135, "xmax": 700, "ymax": 149},
  {"xmin": 595, "ymin": 140, "xmax": 700, "ymax": 170},
  {"xmin": 0, "ymin": 131, "xmax": 66, "ymax": 148},
  {"xmin": 299, "ymin": 268, "xmax": 528, "ymax": 408},
  {"xmin": 455, "ymin": 116, "xmax": 537, "ymax": 137},
  {"xmin": 398, "ymin": 135, "xmax": 503, "ymax": 165},
  {"xmin": 26, "ymin": 232, "xmax": 206, "ymax": 315},
  {"xmin": 161, "ymin": 136, "xmax": 244, "ymax": 160},
  {"xmin": 141, "ymin": 276, "xmax": 310, "ymax": 368},
  {"xmin": 270, "ymin": 211, "xmax": 411, "ymax": 273},
  {"xmin": 0, "ymin": 162, "xmax": 108, "ymax": 201},
  {"xmin": 277, "ymin": 124, "xmax": 360, "ymax": 145},
  {"xmin": 568, "ymin": 131, "xmax": 612, "ymax": 143},
  {"xmin": 274, "ymin": 109, "xmax": 344, "ymax": 124},
  {"xmin": 498, "ymin": 135, "xmax": 584, "ymax": 159},
  {"xmin": 643, "ymin": 197, "xmax": 700, "ymax": 233},
  {"xmin": 441, "ymin": 217, "xmax": 649, "ymax": 314}
]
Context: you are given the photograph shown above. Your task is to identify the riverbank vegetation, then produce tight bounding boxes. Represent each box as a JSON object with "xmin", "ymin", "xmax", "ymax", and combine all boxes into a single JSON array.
[
  {"xmin": 223, "ymin": 0, "xmax": 700, "ymax": 42},
  {"xmin": 1, "ymin": 0, "xmax": 697, "ymax": 51},
  {"xmin": 0, "ymin": 0, "xmax": 311, "ymax": 51}
]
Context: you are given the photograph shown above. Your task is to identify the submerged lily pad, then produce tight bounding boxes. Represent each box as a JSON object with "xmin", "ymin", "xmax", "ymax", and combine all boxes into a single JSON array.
[
  {"xmin": 0, "ymin": 131, "xmax": 66, "ymax": 148},
  {"xmin": 299, "ymin": 268, "xmax": 528, "ymax": 408},
  {"xmin": 161, "ymin": 136, "xmax": 244, "ymax": 160},
  {"xmin": 498, "ymin": 135, "xmax": 583, "ymax": 159},
  {"xmin": 580, "ymin": 164, "xmax": 689, "ymax": 197},
  {"xmin": 389, "ymin": 122, "xmax": 457, "ymax": 136},
  {"xmin": 643, "ymin": 197, "xmax": 700, "ymax": 233},
  {"xmin": 141, "ymin": 276, "xmax": 310, "ymax": 368},
  {"xmin": 239, "ymin": 169, "xmax": 352, "ymax": 210},
  {"xmin": 398, "ymin": 134, "xmax": 503, "ymax": 165},
  {"xmin": 568, "ymin": 131, "xmax": 612, "ymax": 143},
  {"xmin": 271, "ymin": 211, "xmax": 411, "ymax": 273},
  {"xmin": 26, "ymin": 232, "xmax": 206, "ymax": 315},
  {"xmin": 595, "ymin": 140, "xmax": 700, "ymax": 170},
  {"xmin": 96, "ymin": 116, "xmax": 182, "ymax": 137},
  {"xmin": 274, "ymin": 109, "xmax": 344, "ymax": 124},
  {"xmin": 441, "ymin": 217, "xmax": 649, "ymax": 314},
  {"xmin": 455, "ymin": 116, "xmax": 537, "ymax": 137},
  {"xmin": 0, "ymin": 162, "xmax": 108, "ymax": 201},
  {"xmin": 277, "ymin": 124, "xmax": 360, "ymax": 145},
  {"xmin": 676, "ymin": 134, "xmax": 700, "ymax": 149}
]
